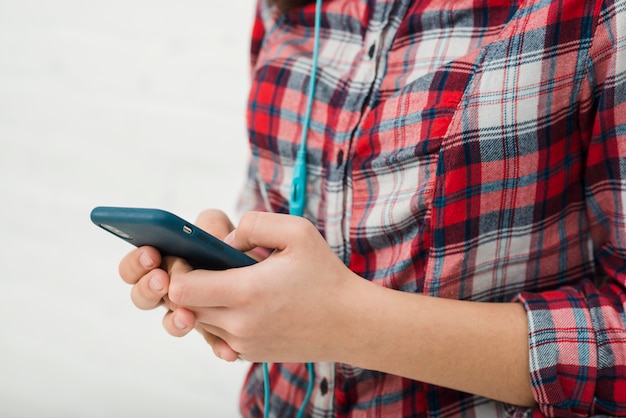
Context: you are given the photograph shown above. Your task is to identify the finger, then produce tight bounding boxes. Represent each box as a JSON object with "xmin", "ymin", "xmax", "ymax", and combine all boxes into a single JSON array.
[
  {"xmin": 165, "ymin": 253, "xmax": 248, "ymax": 308},
  {"xmin": 130, "ymin": 268, "xmax": 170, "ymax": 310},
  {"xmin": 162, "ymin": 308, "xmax": 196, "ymax": 337},
  {"xmin": 225, "ymin": 211, "xmax": 318, "ymax": 253},
  {"xmin": 195, "ymin": 324, "xmax": 240, "ymax": 362},
  {"xmin": 163, "ymin": 255, "xmax": 192, "ymax": 275},
  {"xmin": 194, "ymin": 209, "xmax": 234, "ymax": 240},
  {"xmin": 213, "ymin": 339, "xmax": 239, "ymax": 362},
  {"xmin": 168, "ymin": 266, "xmax": 244, "ymax": 307},
  {"xmin": 164, "ymin": 309, "xmax": 240, "ymax": 361},
  {"xmin": 119, "ymin": 246, "xmax": 162, "ymax": 285}
]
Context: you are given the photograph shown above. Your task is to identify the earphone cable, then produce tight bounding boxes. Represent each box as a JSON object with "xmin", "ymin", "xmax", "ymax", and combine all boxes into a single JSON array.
[{"xmin": 263, "ymin": 0, "xmax": 322, "ymax": 417}]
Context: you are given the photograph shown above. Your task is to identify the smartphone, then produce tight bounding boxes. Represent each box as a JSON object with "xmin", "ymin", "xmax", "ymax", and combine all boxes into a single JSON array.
[{"xmin": 90, "ymin": 206, "xmax": 256, "ymax": 270}]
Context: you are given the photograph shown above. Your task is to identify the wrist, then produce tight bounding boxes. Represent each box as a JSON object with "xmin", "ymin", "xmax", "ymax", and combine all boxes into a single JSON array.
[{"xmin": 327, "ymin": 276, "xmax": 390, "ymax": 366}]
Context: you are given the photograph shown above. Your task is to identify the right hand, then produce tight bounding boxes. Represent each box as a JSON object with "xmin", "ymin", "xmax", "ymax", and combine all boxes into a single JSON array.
[{"xmin": 117, "ymin": 209, "xmax": 240, "ymax": 361}]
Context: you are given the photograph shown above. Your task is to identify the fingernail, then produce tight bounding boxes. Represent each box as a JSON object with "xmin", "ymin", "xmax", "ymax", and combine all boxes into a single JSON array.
[
  {"xmin": 149, "ymin": 276, "xmax": 164, "ymax": 292},
  {"xmin": 173, "ymin": 314, "xmax": 187, "ymax": 330},
  {"xmin": 140, "ymin": 252, "xmax": 155, "ymax": 269}
]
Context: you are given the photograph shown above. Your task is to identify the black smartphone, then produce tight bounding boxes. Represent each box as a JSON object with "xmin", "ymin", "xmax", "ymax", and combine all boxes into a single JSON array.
[{"xmin": 90, "ymin": 206, "xmax": 256, "ymax": 270}]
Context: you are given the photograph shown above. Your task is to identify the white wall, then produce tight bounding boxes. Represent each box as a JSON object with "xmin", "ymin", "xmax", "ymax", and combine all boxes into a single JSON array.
[{"xmin": 0, "ymin": 1, "xmax": 256, "ymax": 416}]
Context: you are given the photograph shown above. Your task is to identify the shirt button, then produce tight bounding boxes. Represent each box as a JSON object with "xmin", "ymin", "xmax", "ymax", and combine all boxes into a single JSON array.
[
  {"xmin": 368, "ymin": 43, "xmax": 376, "ymax": 58},
  {"xmin": 320, "ymin": 377, "xmax": 329, "ymax": 395},
  {"xmin": 336, "ymin": 149, "xmax": 344, "ymax": 167}
]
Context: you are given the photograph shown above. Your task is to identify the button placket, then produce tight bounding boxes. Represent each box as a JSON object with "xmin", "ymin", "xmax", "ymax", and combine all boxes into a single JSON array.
[{"xmin": 309, "ymin": 362, "xmax": 335, "ymax": 417}]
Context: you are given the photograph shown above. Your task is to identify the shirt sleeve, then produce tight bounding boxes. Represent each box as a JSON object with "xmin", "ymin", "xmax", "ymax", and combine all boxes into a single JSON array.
[
  {"xmin": 249, "ymin": 0, "xmax": 266, "ymax": 77},
  {"xmin": 236, "ymin": 0, "xmax": 268, "ymax": 216},
  {"xmin": 514, "ymin": 1, "xmax": 626, "ymax": 415},
  {"xmin": 237, "ymin": 158, "xmax": 269, "ymax": 214}
]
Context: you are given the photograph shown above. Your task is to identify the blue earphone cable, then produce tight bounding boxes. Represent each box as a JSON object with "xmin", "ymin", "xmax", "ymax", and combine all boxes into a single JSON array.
[
  {"xmin": 289, "ymin": 0, "xmax": 322, "ymax": 218},
  {"xmin": 263, "ymin": 362, "xmax": 316, "ymax": 418},
  {"xmin": 263, "ymin": 363, "xmax": 270, "ymax": 415},
  {"xmin": 264, "ymin": 0, "xmax": 322, "ymax": 417}
]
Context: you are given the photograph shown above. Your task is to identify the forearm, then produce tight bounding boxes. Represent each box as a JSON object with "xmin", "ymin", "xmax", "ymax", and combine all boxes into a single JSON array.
[{"xmin": 336, "ymin": 278, "xmax": 536, "ymax": 407}]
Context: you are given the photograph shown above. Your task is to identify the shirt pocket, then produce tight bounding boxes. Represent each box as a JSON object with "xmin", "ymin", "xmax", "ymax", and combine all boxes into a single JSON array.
[{"xmin": 349, "ymin": 60, "xmax": 475, "ymax": 292}]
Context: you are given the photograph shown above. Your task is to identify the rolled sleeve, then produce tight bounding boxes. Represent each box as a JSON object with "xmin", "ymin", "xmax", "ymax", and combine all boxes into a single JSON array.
[{"xmin": 515, "ymin": 281, "xmax": 626, "ymax": 416}]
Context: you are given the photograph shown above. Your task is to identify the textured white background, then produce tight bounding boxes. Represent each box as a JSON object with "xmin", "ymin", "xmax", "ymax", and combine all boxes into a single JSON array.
[{"xmin": 0, "ymin": 1, "xmax": 256, "ymax": 416}]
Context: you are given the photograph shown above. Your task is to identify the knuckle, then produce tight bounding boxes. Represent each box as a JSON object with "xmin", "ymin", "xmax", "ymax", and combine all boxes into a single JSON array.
[
  {"xmin": 293, "ymin": 216, "xmax": 317, "ymax": 239},
  {"xmin": 196, "ymin": 208, "xmax": 227, "ymax": 222},
  {"xmin": 237, "ymin": 211, "xmax": 256, "ymax": 233},
  {"xmin": 195, "ymin": 209, "xmax": 233, "ymax": 238},
  {"xmin": 235, "ymin": 287, "xmax": 255, "ymax": 308},
  {"xmin": 233, "ymin": 211, "xmax": 260, "ymax": 248},
  {"xmin": 119, "ymin": 247, "xmax": 160, "ymax": 284}
]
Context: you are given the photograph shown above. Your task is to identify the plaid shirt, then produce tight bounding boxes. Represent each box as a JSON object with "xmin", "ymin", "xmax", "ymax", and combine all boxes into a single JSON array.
[{"xmin": 236, "ymin": 0, "xmax": 626, "ymax": 416}]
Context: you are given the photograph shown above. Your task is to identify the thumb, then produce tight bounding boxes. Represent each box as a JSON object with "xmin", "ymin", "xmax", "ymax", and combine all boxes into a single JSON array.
[{"xmin": 225, "ymin": 212, "xmax": 315, "ymax": 253}]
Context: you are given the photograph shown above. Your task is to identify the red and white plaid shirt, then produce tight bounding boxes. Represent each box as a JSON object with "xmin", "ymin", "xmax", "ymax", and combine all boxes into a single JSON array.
[{"xmin": 236, "ymin": 0, "xmax": 626, "ymax": 416}]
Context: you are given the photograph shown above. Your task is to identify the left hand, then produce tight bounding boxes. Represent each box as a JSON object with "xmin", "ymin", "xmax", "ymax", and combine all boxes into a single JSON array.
[{"xmin": 164, "ymin": 211, "xmax": 364, "ymax": 363}]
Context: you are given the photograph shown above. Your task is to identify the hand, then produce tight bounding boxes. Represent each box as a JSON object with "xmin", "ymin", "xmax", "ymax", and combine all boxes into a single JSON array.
[
  {"xmin": 117, "ymin": 209, "xmax": 240, "ymax": 361},
  {"xmin": 166, "ymin": 211, "xmax": 365, "ymax": 364}
]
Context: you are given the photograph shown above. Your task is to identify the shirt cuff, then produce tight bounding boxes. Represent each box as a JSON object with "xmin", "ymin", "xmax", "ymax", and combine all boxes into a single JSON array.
[{"xmin": 514, "ymin": 283, "xmax": 600, "ymax": 417}]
